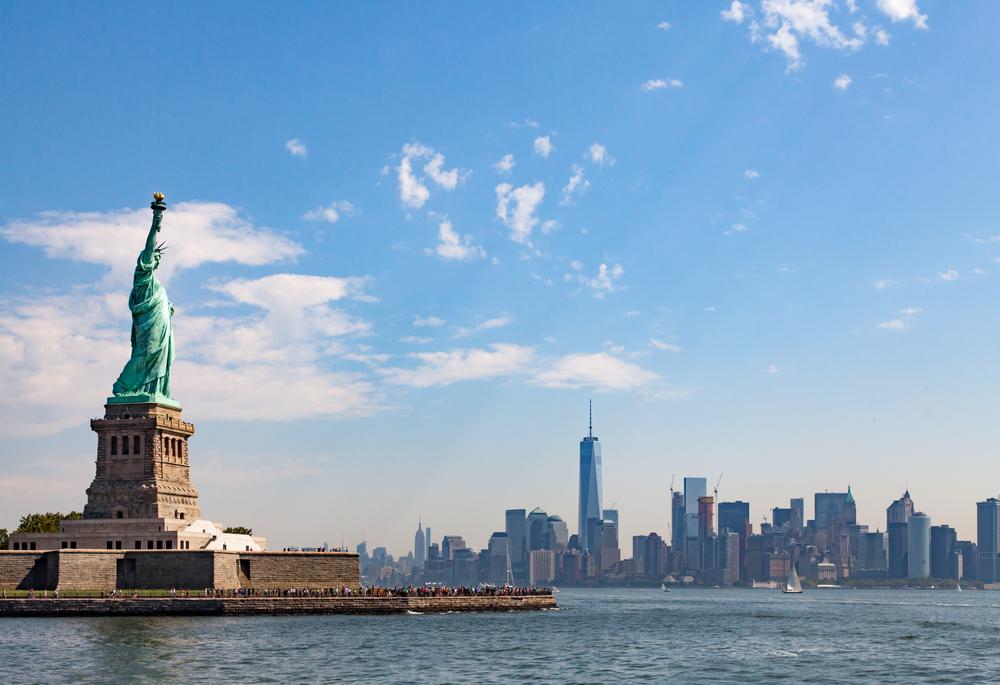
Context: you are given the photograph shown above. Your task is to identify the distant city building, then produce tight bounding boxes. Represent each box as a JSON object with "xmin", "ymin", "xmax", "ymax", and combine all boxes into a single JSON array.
[
  {"xmin": 546, "ymin": 515, "xmax": 569, "ymax": 551},
  {"xmin": 604, "ymin": 508, "xmax": 619, "ymax": 530},
  {"xmin": 413, "ymin": 520, "xmax": 426, "ymax": 570},
  {"xmin": 977, "ymin": 497, "xmax": 1000, "ymax": 583},
  {"xmin": 887, "ymin": 490, "xmax": 915, "ymax": 578},
  {"xmin": 452, "ymin": 548, "xmax": 478, "ymax": 586},
  {"xmin": 718, "ymin": 500, "xmax": 750, "ymax": 582},
  {"xmin": 930, "ymin": 525, "xmax": 958, "ymax": 580},
  {"xmin": 595, "ymin": 520, "xmax": 620, "ymax": 573},
  {"xmin": 487, "ymin": 531, "xmax": 512, "ymax": 585},
  {"xmin": 856, "ymin": 530, "xmax": 888, "ymax": 578},
  {"xmin": 789, "ymin": 498, "xmax": 805, "ymax": 535},
  {"xmin": 670, "ymin": 491, "xmax": 685, "ymax": 552},
  {"xmin": 578, "ymin": 401, "xmax": 603, "ymax": 551},
  {"xmin": 683, "ymin": 477, "xmax": 707, "ymax": 571},
  {"xmin": 697, "ymin": 496, "xmax": 715, "ymax": 541},
  {"xmin": 907, "ymin": 512, "xmax": 931, "ymax": 578},
  {"xmin": 528, "ymin": 507, "xmax": 549, "ymax": 552},
  {"xmin": 442, "ymin": 535, "xmax": 466, "ymax": 561},
  {"xmin": 815, "ymin": 490, "xmax": 849, "ymax": 531},
  {"xmin": 529, "ymin": 549, "xmax": 556, "ymax": 586},
  {"xmin": 505, "ymin": 509, "xmax": 527, "ymax": 583},
  {"xmin": 956, "ymin": 540, "xmax": 978, "ymax": 581}
]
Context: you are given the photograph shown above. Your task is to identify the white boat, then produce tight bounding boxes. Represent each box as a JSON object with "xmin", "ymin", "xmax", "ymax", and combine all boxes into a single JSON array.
[
  {"xmin": 782, "ymin": 565, "xmax": 803, "ymax": 594},
  {"xmin": 661, "ymin": 583, "xmax": 671, "ymax": 593},
  {"xmin": 956, "ymin": 583, "xmax": 962, "ymax": 592}
]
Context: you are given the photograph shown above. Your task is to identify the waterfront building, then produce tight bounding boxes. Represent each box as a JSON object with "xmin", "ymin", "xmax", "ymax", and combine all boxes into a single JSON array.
[
  {"xmin": 887, "ymin": 490, "xmax": 914, "ymax": 578},
  {"xmin": 930, "ymin": 525, "xmax": 958, "ymax": 580},
  {"xmin": 856, "ymin": 530, "xmax": 888, "ymax": 578},
  {"xmin": 956, "ymin": 540, "xmax": 978, "ymax": 581},
  {"xmin": 671, "ymin": 491, "xmax": 685, "ymax": 553},
  {"xmin": 528, "ymin": 507, "xmax": 549, "ymax": 552},
  {"xmin": 452, "ymin": 548, "xmax": 478, "ymax": 586},
  {"xmin": 604, "ymin": 508, "xmax": 619, "ymax": 530},
  {"xmin": 907, "ymin": 512, "xmax": 931, "ymax": 579},
  {"xmin": 773, "ymin": 507, "xmax": 792, "ymax": 530},
  {"xmin": 529, "ymin": 549, "xmax": 556, "ymax": 586},
  {"xmin": 684, "ymin": 477, "xmax": 707, "ymax": 571},
  {"xmin": 578, "ymin": 401, "xmax": 603, "ymax": 551},
  {"xmin": 595, "ymin": 520, "xmax": 620, "ymax": 573},
  {"xmin": 414, "ymin": 520, "xmax": 426, "ymax": 570},
  {"xmin": 718, "ymin": 500, "xmax": 751, "ymax": 582},
  {"xmin": 425, "ymin": 527, "xmax": 431, "ymax": 561},
  {"xmin": 505, "ymin": 509, "xmax": 527, "ymax": 583},
  {"xmin": 815, "ymin": 490, "xmax": 850, "ymax": 531},
  {"xmin": 643, "ymin": 532, "xmax": 666, "ymax": 578},
  {"xmin": 487, "ymin": 532, "xmax": 512, "ymax": 585},
  {"xmin": 716, "ymin": 531, "xmax": 740, "ymax": 586},
  {"xmin": 977, "ymin": 498, "xmax": 1000, "ymax": 583},
  {"xmin": 790, "ymin": 498, "xmax": 805, "ymax": 535},
  {"xmin": 546, "ymin": 515, "xmax": 569, "ymax": 551}
]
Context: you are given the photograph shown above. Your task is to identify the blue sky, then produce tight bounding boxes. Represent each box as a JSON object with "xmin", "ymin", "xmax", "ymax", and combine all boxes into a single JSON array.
[{"xmin": 1, "ymin": 1, "xmax": 998, "ymax": 553}]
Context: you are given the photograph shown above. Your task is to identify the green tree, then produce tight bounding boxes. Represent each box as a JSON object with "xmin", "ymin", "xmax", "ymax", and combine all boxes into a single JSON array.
[
  {"xmin": 15, "ymin": 511, "xmax": 82, "ymax": 534},
  {"xmin": 223, "ymin": 526, "xmax": 253, "ymax": 535},
  {"xmin": 0, "ymin": 528, "xmax": 8, "ymax": 550}
]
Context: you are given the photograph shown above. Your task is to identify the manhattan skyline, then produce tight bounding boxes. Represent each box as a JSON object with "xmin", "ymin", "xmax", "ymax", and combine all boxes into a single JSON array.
[{"xmin": 2, "ymin": 2, "xmax": 999, "ymax": 553}]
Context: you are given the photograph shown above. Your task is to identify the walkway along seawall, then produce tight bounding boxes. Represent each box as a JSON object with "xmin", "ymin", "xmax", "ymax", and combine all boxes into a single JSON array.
[{"xmin": 0, "ymin": 594, "xmax": 556, "ymax": 616}]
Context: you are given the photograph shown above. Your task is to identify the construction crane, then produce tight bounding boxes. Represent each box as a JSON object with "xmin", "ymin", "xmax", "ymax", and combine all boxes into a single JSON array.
[{"xmin": 714, "ymin": 472, "xmax": 723, "ymax": 500}]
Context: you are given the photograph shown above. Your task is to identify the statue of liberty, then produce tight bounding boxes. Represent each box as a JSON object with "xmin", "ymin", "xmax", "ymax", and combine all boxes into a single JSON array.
[{"xmin": 110, "ymin": 193, "xmax": 176, "ymax": 404}]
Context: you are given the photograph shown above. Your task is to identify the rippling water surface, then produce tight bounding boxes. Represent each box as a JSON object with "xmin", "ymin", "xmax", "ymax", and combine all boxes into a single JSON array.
[{"xmin": 4, "ymin": 588, "xmax": 999, "ymax": 683}]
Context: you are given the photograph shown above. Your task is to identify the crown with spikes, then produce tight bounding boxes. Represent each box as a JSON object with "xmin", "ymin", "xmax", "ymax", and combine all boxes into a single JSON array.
[{"xmin": 154, "ymin": 241, "xmax": 168, "ymax": 256}]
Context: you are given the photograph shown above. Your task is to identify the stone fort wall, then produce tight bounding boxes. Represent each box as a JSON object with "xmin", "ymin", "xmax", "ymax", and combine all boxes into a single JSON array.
[{"xmin": 0, "ymin": 550, "xmax": 359, "ymax": 591}]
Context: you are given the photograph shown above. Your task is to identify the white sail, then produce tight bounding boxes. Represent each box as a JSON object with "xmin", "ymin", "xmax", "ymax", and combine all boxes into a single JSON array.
[{"xmin": 783, "ymin": 565, "xmax": 803, "ymax": 593}]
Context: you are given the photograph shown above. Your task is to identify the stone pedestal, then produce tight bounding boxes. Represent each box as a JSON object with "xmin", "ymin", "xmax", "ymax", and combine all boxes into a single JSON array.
[{"xmin": 84, "ymin": 402, "xmax": 200, "ymax": 521}]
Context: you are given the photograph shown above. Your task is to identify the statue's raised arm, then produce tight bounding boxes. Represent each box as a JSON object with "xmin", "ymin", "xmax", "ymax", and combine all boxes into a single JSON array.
[{"xmin": 110, "ymin": 193, "xmax": 177, "ymax": 406}]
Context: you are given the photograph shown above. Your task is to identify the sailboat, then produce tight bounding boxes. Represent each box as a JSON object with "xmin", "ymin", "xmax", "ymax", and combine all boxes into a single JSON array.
[
  {"xmin": 782, "ymin": 565, "xmax": 803, "ymax": 594},
  {"xmin": 661, "ymin": 583, "xmax": 671, "ymax": 593},
  {"xmin": 956, "ymin": 582, "xmax": 962, "ymax": 592}
]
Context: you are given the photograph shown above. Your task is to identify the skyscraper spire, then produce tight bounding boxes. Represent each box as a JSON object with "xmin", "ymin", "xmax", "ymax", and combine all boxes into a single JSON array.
[{"xmin": 589, "ymin": 398, "xmax": 592, "ymax": 438}]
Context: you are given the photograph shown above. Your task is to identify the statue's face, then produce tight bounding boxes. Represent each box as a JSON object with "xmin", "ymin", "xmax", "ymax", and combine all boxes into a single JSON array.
[{"xmin": 153, "ymin": 253, "xmax": 161, "ymax": 268}]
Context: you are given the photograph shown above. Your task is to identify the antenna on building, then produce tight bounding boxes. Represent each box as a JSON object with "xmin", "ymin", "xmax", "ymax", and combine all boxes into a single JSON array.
[
  {"xmin": 588, "ymin": 398, "xmax": 593, "ymax": 438},
  {"xmin": 714, "ymin": 472, "xmax": 723, "ymax": 500}
]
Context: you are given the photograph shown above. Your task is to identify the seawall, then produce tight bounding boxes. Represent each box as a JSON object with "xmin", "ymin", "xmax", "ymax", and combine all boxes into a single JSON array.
[{"xmin": 0, "ymin": 594, "xmax": 556, "ymax": 617}]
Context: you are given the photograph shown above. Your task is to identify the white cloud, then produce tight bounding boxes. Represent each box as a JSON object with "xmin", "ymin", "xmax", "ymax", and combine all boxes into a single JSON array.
[
  {"xmin": 414, "ymin": 315, "xmax": 446, "ymax": 327},
  {"xmin": 724, "ymin": 223, "xmax": 748, "ymax": 236},
  {"xmin": 495, "ymin": 182, "xmax": 546, "ymax": 245},
  {"xmin": 752, "ymin": 0, "xmax": 866, "ymax": 71},
  {"xmin": 834, "ymin": 73, "xmax": 853, "ymax": 90},
  {"xmin": 533, "ymin": 136, "xmax": 554, "ymax": 158},
  {"xmin": 722, "ymin": 1, "xmax": 748, "ymax": 22},
  {"xmin": 877, "ymin": 306, "xmax": 921, "ymax": 331},
  {"xmin": 285, "ymin": 138, "xmax": 308, "ymax": 157},
  {"xmin": 874, "ymin": 278, "xmax": 897, "ymax": 290},
  {"xmin": 494, "ymin": 154, "xmax": 516, "ymax": 174},
  {"xmin": 400, "ymin": 336, "xmax": 433, "ymax": 344},
  {"xmin": 875, "ymin": 27, "xmax": 891, "ymax": 45},
  {"xmin": 303, "ymin": 200, "xmax": 356, "ymax": 224},
  {"xmin": 590, "ymin": 263, "xmax": 625, "ymax": 297},
  {"xmin": 657, "ymin": 20, "xmax": 673, "ymax": 31},
  {"xmin": 744, "ymin": 169, "xmax": 760, "ymax": 178},
  {"xmin": 395, "ymin": 142, "xmax": 466, "ymax": 209},
  {"xmin": 649, "ymin": 338, "xmax": 682, "ymax": 353},
  {"xmin": 533, "ymin": 352, "xmax": 659, "ymax": 390},
  {"xmin": 430, "ymin": 219, "xmax": 485, "ymax": 261},
  {"xmin": 938, "ymin": 269, "xmax": 959, "ymax": 281},
  {"xmin": 0, "ymin": 201, "xmax": 303, "ymax": 285},
  {"xmin": 641, "ymin": 78, "xmax": 684, "ymax": 91},
  {"xmin": 397, "ymin": 155, "xmax": 429, "ymax": 209},
  {"xmin": 875, "ymin": 0, "xmax": 928, "ymax": 29},
  {"xmin": 453, "ymin": 315, "xmax": 514, "ymax": 338},
  {"xmin": 877, "ymin": 318, "xmax": 907, "ymax": 331},
  {"xmin": 560, "ymin": 164, "xmax": 590, "ymax": 205},
  {"xmin": 586, "ymin": 143, "xmax": 614, "ymax": 167},
  {"xmin": 767, "ymin": 364, "xmax": 780, "ymax": 374},
  {"xmin": 423, "ymin": 153, "xmax": 467, "ymax": 190},
  {"xmin": 381, "ymin": 343, "xmax": 535, "ymax": 387}
]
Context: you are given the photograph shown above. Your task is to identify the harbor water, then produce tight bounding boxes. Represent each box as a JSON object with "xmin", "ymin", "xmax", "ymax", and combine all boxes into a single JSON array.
[{"xmin": 3, "ymin": 587, "xmax": 998, "ymax": 683}]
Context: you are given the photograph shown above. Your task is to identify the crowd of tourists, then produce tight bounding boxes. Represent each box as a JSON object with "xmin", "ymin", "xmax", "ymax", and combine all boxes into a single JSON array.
[{"xmin": 6, "ymin": 585, "xmax": 552, "ymax": 599}]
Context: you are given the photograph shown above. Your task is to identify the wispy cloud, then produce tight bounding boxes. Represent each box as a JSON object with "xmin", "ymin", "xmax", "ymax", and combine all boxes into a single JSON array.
[
  {"xmin": 285, "ymin": 138, "xmax": 307, "ymax": 157},
  {"xmin": 496, "ymin": 182, "xmax": 546, "ymax": 245},
  {"xmin": 396, "ymin": 141, "xmax": 467, "ymax": 209},
  {"xmin": 303, "ymin": 200, "xmax": 356, "ymax": 224},
  {"xmin": 877, "ymin": 306, "xmax": 922, "ymax": 331},
  {"xmin": 586, "ymin": 143, "xmax": 615, "ymax": 167},
  {"xmin": 641, "ymin": 78, "xmax": 684, "ymax": 91},
  {"xmin": 427, "ymin": 219, "xmax": 485, "ymax": 261},
  {"xmin": 534, "ymin": 352, "xmax": 660, "ymax": 390},
  {"xmin": 381, "ymin": 344, "xmax": 535, "ymax": 387},
  {"xmin": 649, "ymin": 338, "xmax": 682, "ymax": 353},
  {"xmin": 453, "ymin": 315, "xmax": 514, "ymax": 338},
  {"xmin": 834, "ymin": 73, "xmax": 853, "ymax": 90},
  {"xmin": 413, "ymin": 315, "xmax": 446, "ymax": 328},
  {"xmin": 493, "ymin": 153, "xmax": 516, "ymax": 174},
  {"xmin": 560, "ymin": 164, "xmax": 589, "ymax": 205}
]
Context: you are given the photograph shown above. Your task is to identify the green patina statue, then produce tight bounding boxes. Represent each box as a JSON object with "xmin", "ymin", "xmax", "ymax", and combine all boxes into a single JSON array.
[{"xmin": 109, "ymin": 193, "xmax": 177, "ymax": 406}]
